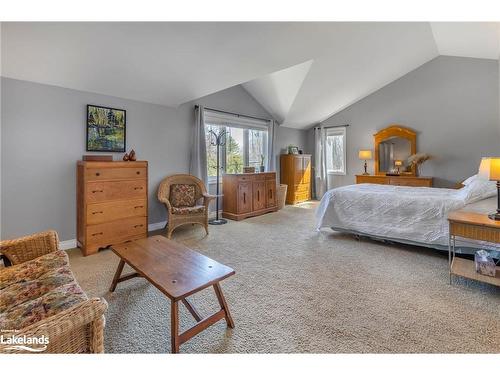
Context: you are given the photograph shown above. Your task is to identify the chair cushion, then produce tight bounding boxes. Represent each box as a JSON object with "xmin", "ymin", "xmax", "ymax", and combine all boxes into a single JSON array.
[
  {"xmin": 171, "ymin": 205, "xmax": 205, "ymax": 215},
  {"xmin": 170, "ymin": 184, "xmax": 196, "ymax": 207},
  {"xmin": 0, "ymin": 250, "xmax": 87, "ymax": 330}
]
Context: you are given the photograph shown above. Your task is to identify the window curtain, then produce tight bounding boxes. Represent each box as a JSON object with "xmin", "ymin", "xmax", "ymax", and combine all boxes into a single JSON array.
[
  {"xmin": 189, "ymin": 105, "xmax": 208, "ymax": 187},
  {"xmin": 267, "ymin": 120, "xmax": 277, "ymax": 172},
  {"xmin": 314, "ymin": 126, "xmax": 329, "ymax": 199}
]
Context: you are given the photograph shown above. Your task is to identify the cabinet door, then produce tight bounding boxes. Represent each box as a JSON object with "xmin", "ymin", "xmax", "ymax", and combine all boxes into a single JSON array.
[
  {"xmin": 266, "ymin": 180, "xmax": 276, "ymax": 207},
  {"xmin": 237, "ymin": 182, "xmax": 253, "ymax": 214},
  {"xmin": 253, "ymin": 181, "xmax": 266, "ymax": 211},
  {"xmin": 302, "ymin": 155, "xmax": 311, "ymax": 184}
]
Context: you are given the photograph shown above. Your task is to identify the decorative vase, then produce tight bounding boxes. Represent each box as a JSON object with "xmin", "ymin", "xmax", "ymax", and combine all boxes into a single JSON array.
[{"xmin": 260, "ymin": 165, "xmax": 265, "ymax": 172}]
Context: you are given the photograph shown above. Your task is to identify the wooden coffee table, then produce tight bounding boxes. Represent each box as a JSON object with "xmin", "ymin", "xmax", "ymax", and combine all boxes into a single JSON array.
[{"xmin": 109, "ymin": 235, "xmax": 235, "ymax": 353}]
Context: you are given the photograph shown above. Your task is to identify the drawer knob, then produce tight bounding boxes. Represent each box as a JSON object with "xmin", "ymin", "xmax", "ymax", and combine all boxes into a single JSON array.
[
  {"xmin": 134, "ymin": 224, "xmax": 143, "ymax": 228},
  {"xmin": 136, "ymin": 171, "xmax": 141, "ymax": 175},
  {"xmin": 91, "ymin": 232, "xmax": 103, "ymax": 236},
  {"xmin": 134, "ymin": 187, "xmax": 143, "ymax": 190},
  {"xmin": 92, "ymin": 211, "xmax": 104, "ymax": 215},
  {"xmin": 92, "ymin": 190, "xmax": 104, "ymax": 193},
  {"xmin": 134, "ymin": 205, "xmax": 144, "ymax": 209},
  {"xmin": 95, "ymin": 172, "xmax": 100, "ymax": 176}
]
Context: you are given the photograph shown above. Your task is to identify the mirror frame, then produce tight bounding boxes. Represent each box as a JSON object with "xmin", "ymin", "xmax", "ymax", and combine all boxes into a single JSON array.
[{"xmin": 374, "ymin": 125, "xmax": 417, "ymax": 176}]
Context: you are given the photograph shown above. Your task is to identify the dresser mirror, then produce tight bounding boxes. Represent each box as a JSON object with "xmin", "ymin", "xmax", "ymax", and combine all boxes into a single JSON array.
[{"xmin": 374, "ymin": 125, "xmax": 416, "ymax": 175}]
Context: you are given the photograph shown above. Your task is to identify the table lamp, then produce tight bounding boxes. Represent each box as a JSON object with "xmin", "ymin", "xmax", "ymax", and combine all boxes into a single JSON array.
[
  {"xmin": 394, "ymin": 160, "xmax": 403, "ymax": 174},
  {"xmin": 358, "ymin": 150, "xmax": 372, "ymax": 175},
  {"xmin": 478, "ymin": 157, "xmax": 500, "ymax": 220}
]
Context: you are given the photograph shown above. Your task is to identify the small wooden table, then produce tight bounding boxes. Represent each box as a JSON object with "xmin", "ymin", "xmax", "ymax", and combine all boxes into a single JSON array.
[
  {"xmin": 109, "ymin": 235, "xmax": 235, "ymax": 353},
  {"xmin": 448, "ymin": 211, "xmax": 500, "ymax": 286}
]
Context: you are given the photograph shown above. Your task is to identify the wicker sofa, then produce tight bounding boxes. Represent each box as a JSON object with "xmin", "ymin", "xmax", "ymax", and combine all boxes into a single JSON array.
[{"xmin": 0, "ymin": 230, "xmax": 108, "ymax": 354}]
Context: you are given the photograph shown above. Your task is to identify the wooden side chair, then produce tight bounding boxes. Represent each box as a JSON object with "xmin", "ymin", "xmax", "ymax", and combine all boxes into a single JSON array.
[{"xmin": 157, "ymin": 174, "xmax": 215, "ymax": 238}]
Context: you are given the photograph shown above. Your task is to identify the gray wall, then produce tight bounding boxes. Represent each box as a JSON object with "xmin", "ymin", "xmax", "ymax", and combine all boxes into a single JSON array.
[
  {"xmin": 314, "ymin": 56, "xmax": 500, "ymax": 189},
  {"xmin": 1, "ymin": 78, "xmax": 308, "ymax": 240}
]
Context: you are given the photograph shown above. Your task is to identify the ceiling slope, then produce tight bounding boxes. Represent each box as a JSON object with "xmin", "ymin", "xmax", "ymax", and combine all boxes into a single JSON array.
[
  {"xmin": 242, "ymin": 60, "xmax": 313, "ymax": 123},
  {"xmin": 430, "ymin": 22, "xmax": 500, "ymax": 59},
  {"xmin": 3, "ymin": 22, "xmax": 498, "ymax": 129}
]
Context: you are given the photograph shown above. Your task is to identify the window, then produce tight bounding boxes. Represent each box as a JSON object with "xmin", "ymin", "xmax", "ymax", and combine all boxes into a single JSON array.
[
  {"xmin": 204, "ymin": 110, "xmax": 269, "ymax": 179},
  {"xmin": 325, "ymin": 127, "xmax": 346, "ymax": 175}
]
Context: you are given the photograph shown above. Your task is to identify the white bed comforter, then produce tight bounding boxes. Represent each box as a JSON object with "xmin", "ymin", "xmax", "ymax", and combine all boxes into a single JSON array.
[{"xmin": 316, "ymin": 178, "xmax": 497, "ymax": 248}]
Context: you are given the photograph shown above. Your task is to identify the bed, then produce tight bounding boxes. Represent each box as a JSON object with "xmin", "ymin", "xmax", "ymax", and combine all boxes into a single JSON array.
[{"xmin": 315, "ymin": 174, "xmax": 499, "ymax": 253}]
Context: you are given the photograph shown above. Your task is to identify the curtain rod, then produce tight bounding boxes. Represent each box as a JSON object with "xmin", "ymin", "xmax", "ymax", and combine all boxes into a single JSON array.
[
  {"xmin": 313, "ymin": 124, "xmax": 349, "ymax": 130},
  {"xmin": 195, "ymin": 105, "xmax": 272, "ymax": 123}
]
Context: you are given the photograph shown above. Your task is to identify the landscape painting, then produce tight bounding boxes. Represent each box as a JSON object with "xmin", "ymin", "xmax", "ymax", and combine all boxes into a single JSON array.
[{"xmin": 86, "ymin": 105, "xmax": 126, "ymax": 152}]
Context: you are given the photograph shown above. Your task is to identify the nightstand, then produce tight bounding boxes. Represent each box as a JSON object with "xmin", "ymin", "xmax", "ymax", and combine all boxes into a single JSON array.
[{"xmin": 448, "ymin": 211, "xmax": 500, "ymax": 286}]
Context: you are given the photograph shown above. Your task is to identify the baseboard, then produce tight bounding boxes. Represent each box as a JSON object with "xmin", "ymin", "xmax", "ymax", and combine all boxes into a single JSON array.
[
  {"xmin": 60, "ymin": 214, "xmax": 223, "ymax": 250},
  {"xmin": 148, "ymin": 221, "xmax": 166, "ymax": 232},
  {"xmin": 59, "ymin": 239, "xmax": 77, "ymax": 250}
]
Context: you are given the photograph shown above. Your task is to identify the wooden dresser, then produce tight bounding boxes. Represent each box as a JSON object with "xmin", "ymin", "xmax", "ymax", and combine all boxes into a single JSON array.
[
  {"xmin": 77, "ymin": 161, "xmax": 148, "ymax": 256},
  {"xmin": 355, "ymin": 174, "xmax": 433, "ymax": 187},
  {"xmin": 222, "ymin": 172, "xmax": 277, "ymax": 221},
  {"xmin": 280, "ymin": 154, "xmax": 312, "ymax": 204}
]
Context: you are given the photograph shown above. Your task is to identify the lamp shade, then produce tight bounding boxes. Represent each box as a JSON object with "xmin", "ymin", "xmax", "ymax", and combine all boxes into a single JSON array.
[
  {"xmin": 394, "ymin": 160, "xmax": 403, "ymax": 166},
  {"xmin": 358, "ymin": 150, "xmax": 372, "ymax": 160},
  {"xmin": 478, "ymin": 157, "xmax": 500, "ymax": 181}
]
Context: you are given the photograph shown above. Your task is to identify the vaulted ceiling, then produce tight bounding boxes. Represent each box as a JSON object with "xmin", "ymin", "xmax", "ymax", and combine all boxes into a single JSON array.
[{"xmin": 2, "ymin": 22, "xmax": 498, "ymax": 129}]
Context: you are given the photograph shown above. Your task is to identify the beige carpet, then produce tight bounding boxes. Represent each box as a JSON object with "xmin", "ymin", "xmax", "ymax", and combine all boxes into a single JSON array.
[{"xmin": 68, "ymin": 202, "xmax": 500, "ymax": 353}]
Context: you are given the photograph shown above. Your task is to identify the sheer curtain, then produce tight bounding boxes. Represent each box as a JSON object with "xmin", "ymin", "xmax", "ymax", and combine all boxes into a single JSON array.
[
  {"xmin": 189, "ymin": 105, "xmax": 208, "ymax": 187},
  {"xmin": 267, "ymin": 120, "xmax": 277, "ymax": 172},
  {"xmin": 314, "ymin": 126, "xmax": 329, "ymax": 199}
]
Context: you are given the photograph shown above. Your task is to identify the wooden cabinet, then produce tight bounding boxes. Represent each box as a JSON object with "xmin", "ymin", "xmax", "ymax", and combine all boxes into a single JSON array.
[
  {"xmin": 222, "ymin": 172, "xmax": 277, "ymax": 221},
  {"xmin": 77, "ymin": 161, "xmax": 148, "ymax": 256},
  {"xmin": 355, "ymin": 174, "xmax": 433, "ymax": 187},
  {"xmin": 280, "ymin": 154, "xmax": 312, "ymax": 204}
]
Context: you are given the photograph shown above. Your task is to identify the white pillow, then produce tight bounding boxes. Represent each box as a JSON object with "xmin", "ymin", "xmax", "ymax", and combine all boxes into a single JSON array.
[
  {"xmin": 459, "ymin": 177, "xmax": 497, "ymax": 203},
  {"xmin": 462, "ymin": 174, "xmax": 478, "ymax": 186}
]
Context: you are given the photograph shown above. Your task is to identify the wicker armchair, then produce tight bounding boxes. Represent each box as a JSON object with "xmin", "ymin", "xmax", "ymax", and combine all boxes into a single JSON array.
[
  {"xmin": 157, "ymin": 174, "xmax": 215, "ymax": 238},
  {"xmin": 0, "ymin": 230, "xmax": 108, "ymax": 354}
]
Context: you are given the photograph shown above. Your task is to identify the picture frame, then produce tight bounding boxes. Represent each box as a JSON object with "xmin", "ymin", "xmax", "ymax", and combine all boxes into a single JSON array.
[
  {"xmin": 288, "ymin": 145, "xmax": 299, "ymax": 154},
  {"xmin": 86, "ymin": 104, "xmax": 126, "ymax": 152}
]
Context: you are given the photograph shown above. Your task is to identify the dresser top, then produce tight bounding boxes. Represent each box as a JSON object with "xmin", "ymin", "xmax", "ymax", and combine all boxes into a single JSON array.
[{"xmin": 77, "ymin": 160, "xmax": 148, "ymax": 167}]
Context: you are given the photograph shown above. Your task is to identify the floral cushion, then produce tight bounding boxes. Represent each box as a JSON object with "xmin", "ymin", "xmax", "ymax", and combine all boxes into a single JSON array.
[
  {"xmin": 171, "ymin": 205, "xmax": 205, "ymax": 215},
  {"xmin": 0, "ymin": 250, "xmax": 87, "ymax": 330},
  {"xmin": 170, "ymin": 184, "xmax": 196, "ymax": 207}
]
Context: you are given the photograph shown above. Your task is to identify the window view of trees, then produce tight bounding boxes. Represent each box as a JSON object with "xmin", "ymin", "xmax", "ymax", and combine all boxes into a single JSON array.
[
  {"xmin": 326, "ymin": 134, "xmax": 345, "ymax": 173},
  {"xmin": 205, "ymin": 124, "xmax": 267, "ymax": 177}
]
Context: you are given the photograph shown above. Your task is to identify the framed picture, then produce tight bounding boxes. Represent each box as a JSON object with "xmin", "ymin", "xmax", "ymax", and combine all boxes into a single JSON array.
[
  {"xmin": 288, "ymin": 145, "xmax": 299, "ymax": 154},
  {"xmin": 86, "ymin": 105, "xmax": 126, "ymax": 152}
]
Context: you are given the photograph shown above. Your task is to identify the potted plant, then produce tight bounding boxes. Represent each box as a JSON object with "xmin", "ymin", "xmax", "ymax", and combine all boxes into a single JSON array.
[
  {"xmin": 259, "ymin": 154, "xmax": 265, "ymax": 172},
  {"xmin": 407, "ymin": 153, "xmax": 431, "ymax": 176}
]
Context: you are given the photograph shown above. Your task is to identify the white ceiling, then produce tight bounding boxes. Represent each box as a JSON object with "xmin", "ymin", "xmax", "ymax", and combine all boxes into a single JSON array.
[{"xmin": 2, "ymin": 22, "xmax": 499, "ymax": 129}]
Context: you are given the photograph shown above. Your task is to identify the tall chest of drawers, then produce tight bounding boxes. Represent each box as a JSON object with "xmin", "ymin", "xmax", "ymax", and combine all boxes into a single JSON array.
[
  {"xmin": 280, "ymin": 154, "xmax": 312, "ymax": 204},
  {"xmin": 77, "ymin": 161, "xmax": 148, "ymax": 256}
]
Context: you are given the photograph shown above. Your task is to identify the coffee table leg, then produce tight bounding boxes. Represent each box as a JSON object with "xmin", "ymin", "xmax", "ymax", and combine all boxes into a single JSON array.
[
  {"xmin": 171, "ymin": 300, "xmax": 180, "ymax": 354},
  {"xmin": 213, "ymin": 283, "xmax": 235, "ymax": 328},
  {"xmin": 109, "ymin": 259, "xmax": 125, "ymax": 292}
]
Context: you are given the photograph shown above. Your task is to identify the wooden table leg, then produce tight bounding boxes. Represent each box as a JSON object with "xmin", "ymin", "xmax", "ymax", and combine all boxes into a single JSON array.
[
  {"xmin": 181, "ymin": 297, "xmax": 203, "ymax": 322},
  {"xmin": 213, "ymin": 283, "xmax": 235, "ymax": 328},
  {"xmin": 109, "ymin": 259, "xmax": 125, "ymax": 292},
  {"xmin": 171, "ymin": 300, "xmax": 180, "ymax": 354}
]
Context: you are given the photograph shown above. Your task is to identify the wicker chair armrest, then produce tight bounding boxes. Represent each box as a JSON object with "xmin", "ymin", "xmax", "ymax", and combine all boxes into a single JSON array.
[
  {"xmin": 202, "ymin": 193, "xmax": 216, "ymax": 207},
  {"xmin": 158, "ymin": 197, "xmax": 173, "ymax": 211},
  {"xmin": 0, "ymin": 298, "xmax": 108, "ymax": 354},
  {"xmin": 0, "ymin": 230, "xmax": 59, "ymax": 265}
]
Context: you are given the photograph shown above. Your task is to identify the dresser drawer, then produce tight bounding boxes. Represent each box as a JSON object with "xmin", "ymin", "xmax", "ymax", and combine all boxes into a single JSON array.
[
  {"xmin": 388, "ymin": 178, "xmax": 431, "ymax": 187},
  {"xmin": 294, "ymin": 183, "xmax": 310, "ymax": 193},
  {"xmin": 356, "ymin": 176, "xmax": 387, "ymax": 184},
  {"xmin": 86, "ymin": 216, "xmax": 147, "ymax": 245},
  {"xmin": 86, "ymin": 167, "xmax": 147, "ymax": 181},
  {"xmin": 86, "ymin": 199, "xmax": 147, "ymax": 225},
  {"xmin": 293, "ymin": 191, "xmax": 310, "ymax": 203},
  {"xmin": 86, "ymin": 180, "xmax": 147, "ymax": 202}
]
